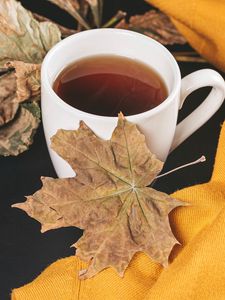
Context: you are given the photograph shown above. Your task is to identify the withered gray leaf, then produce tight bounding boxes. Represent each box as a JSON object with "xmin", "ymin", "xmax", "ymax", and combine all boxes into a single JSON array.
[
  {"xmin": 0, "ymin": 0, "xmax": 61, "ymax": 66},
  {"xmin": 13, "ymin": 114, "xmax": 186, "ymax": 278},
  {"xmin": 0, "ymin": 71, "xmax": 18, "ymax": 126},
  {"xmin": 33, "ymin": 12, "xmax": 77, "ymax": 37},
  {"xmin": 0, "ymin": 102, "xmax": 40, "ymax": 156}
]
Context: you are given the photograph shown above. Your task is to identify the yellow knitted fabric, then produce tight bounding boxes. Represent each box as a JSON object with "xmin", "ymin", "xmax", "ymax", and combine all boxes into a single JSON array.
[
  {"xmin": 12, "ymin": 122, "xmax": 225, "ymax": 300},
  {"xmin": 146, "ymin": 0, "xmax": 225, "ymax": 72}
]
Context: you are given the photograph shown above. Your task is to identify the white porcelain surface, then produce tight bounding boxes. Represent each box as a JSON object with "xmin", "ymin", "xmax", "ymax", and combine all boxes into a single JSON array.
[{"xmin": 41, "ymin": 29, "xmax": 225, "ymax": 178}]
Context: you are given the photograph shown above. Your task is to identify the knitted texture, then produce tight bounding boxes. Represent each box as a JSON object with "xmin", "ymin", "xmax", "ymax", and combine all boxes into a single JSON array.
[
  {"xmin": 12, "ymin": 123, "xmax": 225, "ymax": 300},
  {"xmin": 146, "ymin": 0, "xmax": 225, "ymax": 72}
]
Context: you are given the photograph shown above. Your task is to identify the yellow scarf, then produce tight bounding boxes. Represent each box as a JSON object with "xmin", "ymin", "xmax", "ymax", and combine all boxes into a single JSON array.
[
  {"xmin": 12, "ymin": 122, "xmax": 225, "ymax": 299},
  {"xmin": 146, "ymin": 0, "xmax": 225, "ymax": 72}
]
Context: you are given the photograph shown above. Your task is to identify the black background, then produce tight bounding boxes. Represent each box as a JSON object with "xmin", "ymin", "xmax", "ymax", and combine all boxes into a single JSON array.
[{"xmin": 0, "ymin": 1, "xmax": 224, "ymax": 299}]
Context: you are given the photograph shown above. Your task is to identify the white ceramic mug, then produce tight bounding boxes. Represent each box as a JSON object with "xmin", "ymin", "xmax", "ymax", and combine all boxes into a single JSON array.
[{"xmin": 41, "ymin": 29, "xmax": 225, "ymax": 178}]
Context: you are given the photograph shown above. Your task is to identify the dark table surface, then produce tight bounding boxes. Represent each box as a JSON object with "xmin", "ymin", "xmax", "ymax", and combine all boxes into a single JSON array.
[{"xmin": 0, "ymin": 1, "xmax": 225, "ymax": 299}]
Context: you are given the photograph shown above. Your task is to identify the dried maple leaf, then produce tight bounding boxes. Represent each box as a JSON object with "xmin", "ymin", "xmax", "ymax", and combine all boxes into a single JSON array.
[
  {"xmin": 0, "ymin": 0, "xmax": 61, "ymax": 66},
  {"xmin": 0, "ymin": 102, "xmax": 40, "ymax": 156},
  {"xmin": 6, "ymin": 61, "xmax": 41, "ymax": 103},
  {"xmin": 0, "ymin": 70, "xmax": 18, "ymax": 126},
  {"xmin": 117, "ymin": 10, "xmax": 186, "ymax": 45},
  {"xmin": 13, "ymin": 114, "xmax": 186, "ymax": 278}
]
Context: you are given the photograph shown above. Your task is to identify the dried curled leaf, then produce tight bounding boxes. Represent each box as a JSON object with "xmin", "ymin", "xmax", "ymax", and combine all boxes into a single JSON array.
[
  {"xmin": 6, "ymin": 61, "xmax": 41, "ymax": 103},
  {"xmin": 0, "ymin": 102, "xmax": 40, "ymax": 156},
  {"xmin": 33, "ymin": 12, "xmax": 77, "ymax": 37},
  {"xmin": 86, "ymin": 0, "xmax": 103, "ymax": 27},
  {"xmin": 0, "ymin": 0, "xmax": 61, "ymax": 66},
  {"xmin": 0, "ymin": 0, "xmax": 60, "ymax": 156},
  {"xmin": 48, "ymin": 0, "xmax": 90, "ymax": 29},
  {"xmin": 13, "ymin": 114, "xmax": 186, "ymax": 278},
  {"xmin": 0, "ymin": 71, "xmax": 18, "ymax": 126},
  {"xmin": 117, "ymin": 10, "xmax": 186, "ymax": 45}
]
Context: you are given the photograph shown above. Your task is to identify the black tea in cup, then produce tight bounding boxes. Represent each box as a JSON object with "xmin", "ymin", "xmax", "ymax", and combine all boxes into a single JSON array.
[{"xmin": 53, "ymin": 55, "xmax": 167, "ymax": 116}]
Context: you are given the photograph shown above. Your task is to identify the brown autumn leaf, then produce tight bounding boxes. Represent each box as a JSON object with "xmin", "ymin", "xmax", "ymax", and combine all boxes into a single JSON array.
[
  {"xmin": 0, "ymin": 60, "xmax": 40, "ymax": 128},
  {"xmin": 117, "ymin": 10, "xmax": 186, "ymax": 45},
  {"xmin": 6, "ymin": 61, "xmax": 41, "ymax": 103},
  {"xmin": 13, "ymin": 114, "xmax": 186, "ymax": 279},
  {"xmin": 0, "ymin": 62, "xmax": 41, "ymax": 155},
  {"xmin": 0, "ymin": 102, "xmax": 40, "ymax": 156},
  {"xmin": 0, "ymin": 70, "xmax": 18, "ymax": 126}
]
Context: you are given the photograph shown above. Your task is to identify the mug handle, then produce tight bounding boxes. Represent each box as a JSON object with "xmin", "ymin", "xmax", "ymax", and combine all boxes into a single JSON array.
[{"xmin": 170, "ymin": 69, "xmax": 225, "ymax": 152}]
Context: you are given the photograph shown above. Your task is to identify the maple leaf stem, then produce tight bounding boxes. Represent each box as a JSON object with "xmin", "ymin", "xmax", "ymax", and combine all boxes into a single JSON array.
[
  {"xmin": 102, "ymin": 10, "xmax": 127, "ymax": 28},
  {"xmin": 156, "ymin": 156, "xmax": 206, "ymax": 179},
  {"xmin": 171, "ymin": 51, "xmax": 207, "ymax": 63},
  {"xmin": 173, "ymin": 55, "xmax": 207, "ymax": 63}
]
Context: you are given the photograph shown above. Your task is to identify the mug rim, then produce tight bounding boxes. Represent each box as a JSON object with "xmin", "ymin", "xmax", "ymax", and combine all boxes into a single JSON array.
[{"xmin": 41, "ymin": 28, "xmax": 181, "ymax": 121}]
